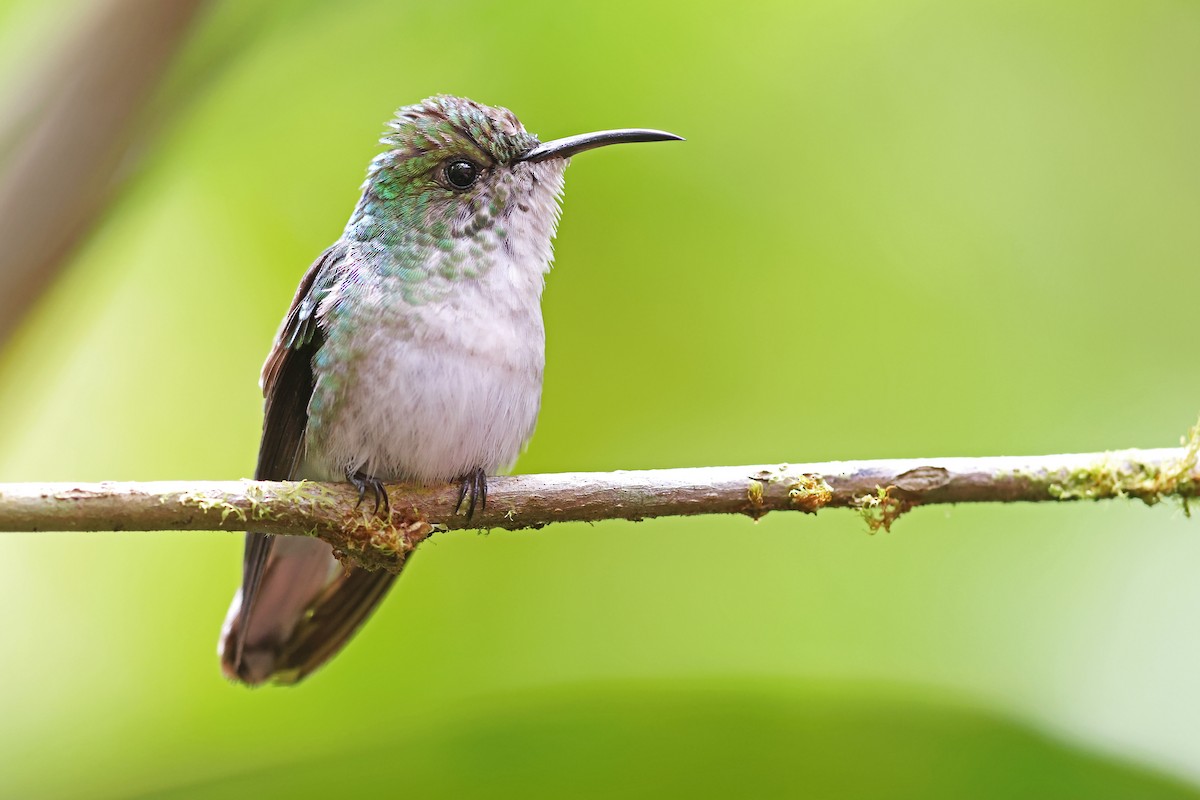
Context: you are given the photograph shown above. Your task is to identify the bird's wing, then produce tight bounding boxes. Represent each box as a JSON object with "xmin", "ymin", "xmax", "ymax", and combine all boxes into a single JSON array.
[
  {"xmin": 243, "ymin": 244, "xmax": 340, "ymax": 629},
  {"xmin": 220, "ymin": 244, "xmax": 397, "ymax": 686}
]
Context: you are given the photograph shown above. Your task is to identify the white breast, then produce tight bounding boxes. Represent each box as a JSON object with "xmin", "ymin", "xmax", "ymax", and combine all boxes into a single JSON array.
[
  {"xmin": 307, "ymin": 160, "xmax": 566, "ymax": 484},
  {"xmin": 308, "ymin": 260, "xmax": 546, "ymax": 483}
]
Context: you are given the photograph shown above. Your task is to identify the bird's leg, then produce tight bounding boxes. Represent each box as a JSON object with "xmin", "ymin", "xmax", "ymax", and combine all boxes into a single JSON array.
[
  {"xmin": 347, "ymin": 468, "xmax": 390, "ymax": 519},
  {"xmin": 454, "ymin": 467, "xmax": 488, "ymax": 521}
]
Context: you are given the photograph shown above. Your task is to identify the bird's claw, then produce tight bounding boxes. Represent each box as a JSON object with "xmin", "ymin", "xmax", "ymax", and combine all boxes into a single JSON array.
[
  {"xmin": 348, "ymin": 469, "xmax": 390, "ymax": 519},
  {"xmin": 455, "ymin": 467, "xmax": 488, "ymax": 521}
]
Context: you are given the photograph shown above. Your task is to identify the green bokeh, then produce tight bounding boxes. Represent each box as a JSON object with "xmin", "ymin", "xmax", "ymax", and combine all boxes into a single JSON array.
[
  {"xmin": 0, "ymin": 0, "xmax": 1198, "ymax": 797},
  {"xmin": 147, "ymin": 681, "xmax": 1198, "ymax": 800}
]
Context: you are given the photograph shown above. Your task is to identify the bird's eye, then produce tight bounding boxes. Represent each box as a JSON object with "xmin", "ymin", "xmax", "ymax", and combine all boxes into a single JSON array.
[{"xmin": 445, "ymin": 159, "xmax": 478, "ymax": 190}]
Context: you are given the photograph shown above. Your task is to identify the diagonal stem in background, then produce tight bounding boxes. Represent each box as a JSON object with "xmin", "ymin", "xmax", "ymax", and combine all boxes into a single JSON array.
[{"xmin": 0, "ymin": 0, "xmax": 207, "ymax": 343}]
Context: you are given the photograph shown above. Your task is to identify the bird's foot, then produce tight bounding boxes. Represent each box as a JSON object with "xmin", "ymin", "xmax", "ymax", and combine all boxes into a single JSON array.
[
  {"xmin": 454, "ymin": 467, "xmax": 488, "ymax": 521},
  {"xmin": 348, "ymin": 469, "xmax": 390, "ymax": 519}
]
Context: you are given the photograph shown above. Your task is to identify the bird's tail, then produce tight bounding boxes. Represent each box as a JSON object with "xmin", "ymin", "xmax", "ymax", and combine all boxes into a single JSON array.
[{"xmin": 219, "ymin": 534, "xmax": 397, "ymax": 686}]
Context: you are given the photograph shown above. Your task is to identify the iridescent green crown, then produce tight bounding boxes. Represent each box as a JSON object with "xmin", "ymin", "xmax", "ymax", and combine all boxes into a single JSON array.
[{"xmin": 381, "ymin": 95, "xmax": 539, "ymax": 164}]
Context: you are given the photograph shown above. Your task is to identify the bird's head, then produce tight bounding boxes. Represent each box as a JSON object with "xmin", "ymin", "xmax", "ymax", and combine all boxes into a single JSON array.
[{"xmin": 345, "ymin": 95, "xmax": 680, "ymax": 288}]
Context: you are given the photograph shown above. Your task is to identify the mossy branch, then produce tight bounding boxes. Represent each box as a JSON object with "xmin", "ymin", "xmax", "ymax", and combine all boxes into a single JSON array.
[{"xmin": 0, "ymin": 428, "xmax": 1196, "ymax": 572}]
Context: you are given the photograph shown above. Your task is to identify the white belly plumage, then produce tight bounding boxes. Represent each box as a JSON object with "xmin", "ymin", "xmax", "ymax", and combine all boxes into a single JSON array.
[
  {"xmin": 308, "ymin": 338, "xmax": 543, "ymax": 483},
  {"xmin": 305, "ymin": 269, "xmax": 547, "ymax": 485}
]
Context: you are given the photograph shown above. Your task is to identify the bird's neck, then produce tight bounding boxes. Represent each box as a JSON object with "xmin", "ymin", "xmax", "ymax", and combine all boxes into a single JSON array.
[{"xmin": 339, "ymin": 159, "xmax": 568, "ymax": 307}]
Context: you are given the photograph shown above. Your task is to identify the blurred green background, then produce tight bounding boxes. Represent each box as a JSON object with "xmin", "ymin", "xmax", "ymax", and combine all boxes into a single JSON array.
[{"xmin": 1, "ymin": 0, "xmax": 1198, "ymax": 797}]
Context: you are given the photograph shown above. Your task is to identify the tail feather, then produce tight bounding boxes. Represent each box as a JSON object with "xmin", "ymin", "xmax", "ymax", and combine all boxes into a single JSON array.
[
  {"xmin": 271, "ymin": 566, "xmax": 398, "ymax": 685},
  {"xmin": 220, "ymin": 535, "xmax": 397, "ymax": 685}
]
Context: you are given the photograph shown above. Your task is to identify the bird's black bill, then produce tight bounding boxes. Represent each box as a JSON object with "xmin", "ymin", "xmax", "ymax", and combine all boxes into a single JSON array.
[{"xmin": 517, "ymin": 128, "xmax": 683, "ymax": 163}]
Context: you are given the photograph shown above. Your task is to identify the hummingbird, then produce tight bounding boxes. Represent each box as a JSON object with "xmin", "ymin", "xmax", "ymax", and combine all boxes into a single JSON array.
[{"xmin": 218, "ymin": 95, "xmax": 681, "ymax": 685}]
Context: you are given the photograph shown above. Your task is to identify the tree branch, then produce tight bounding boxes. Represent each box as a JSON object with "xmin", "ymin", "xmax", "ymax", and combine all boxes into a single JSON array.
[{"xmin": 1, "ymin": 440, "xmax": 1196, "ymax": 572}]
